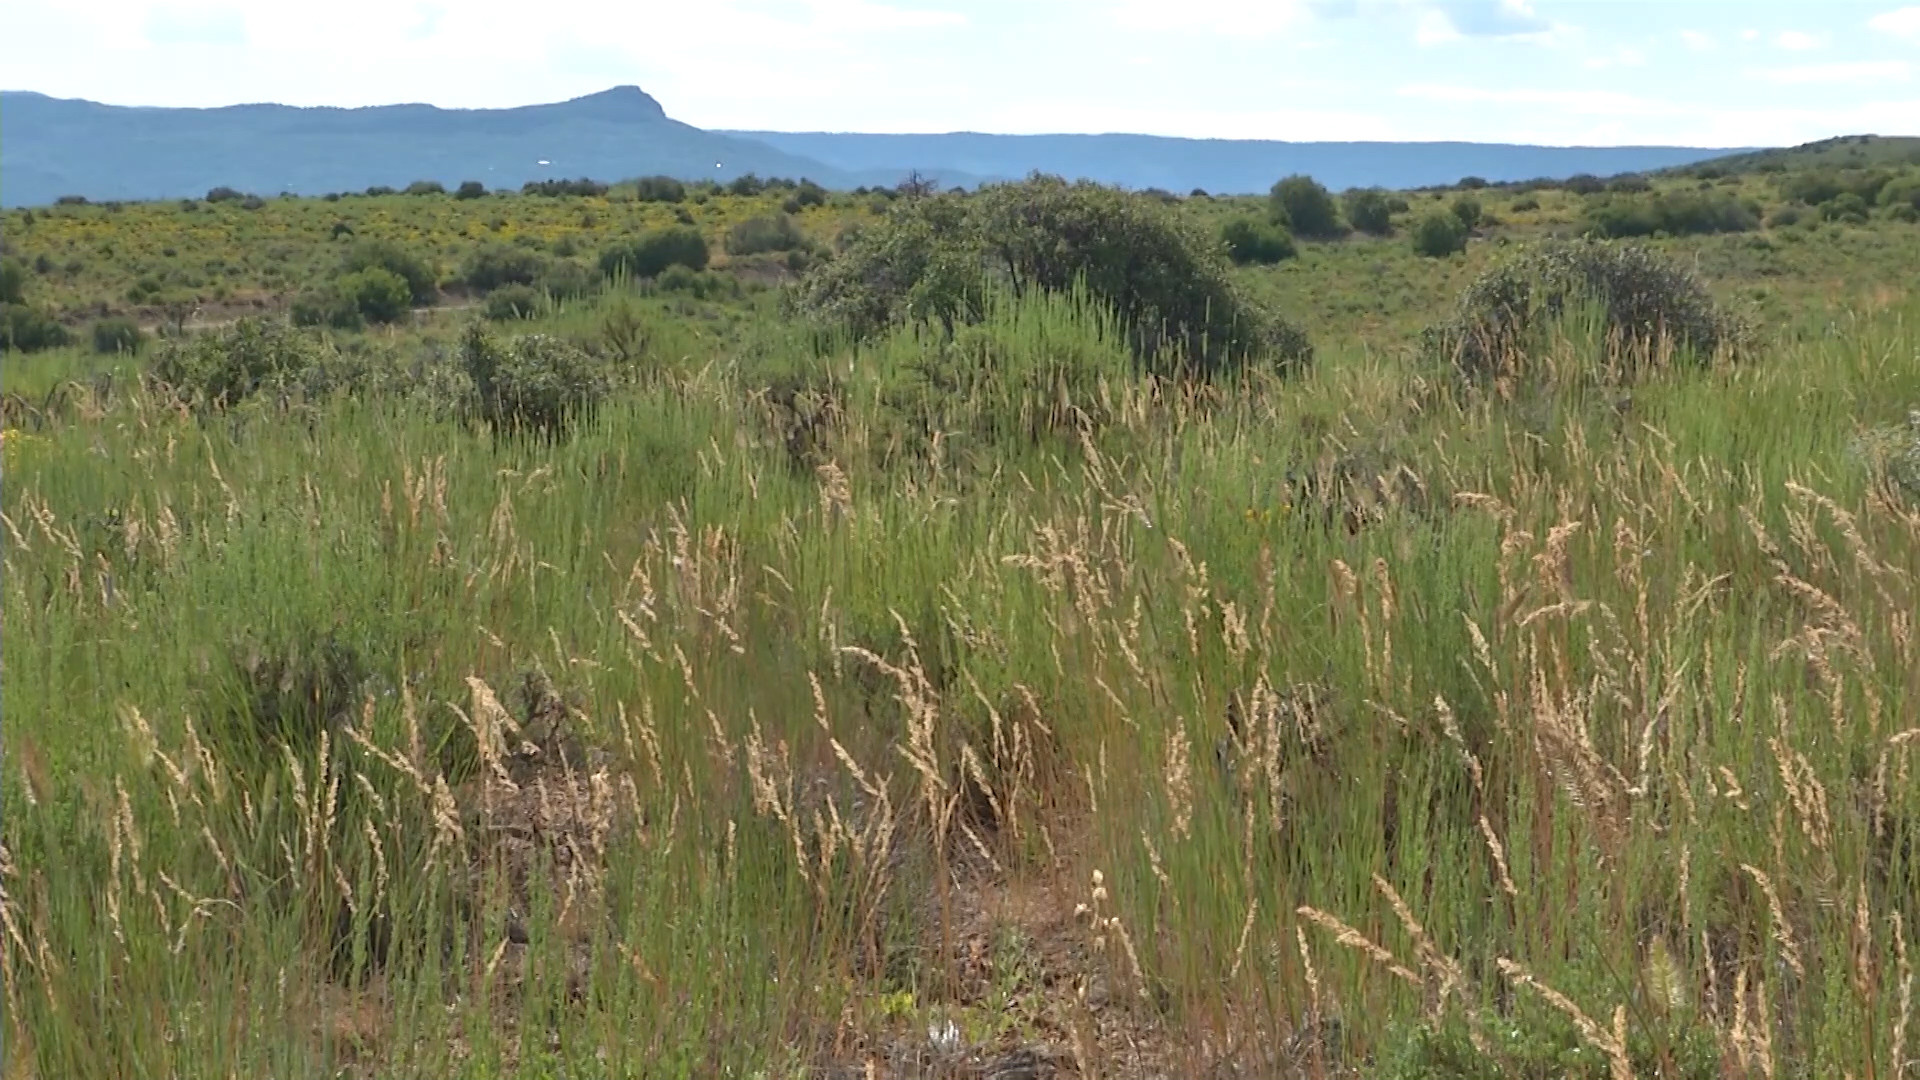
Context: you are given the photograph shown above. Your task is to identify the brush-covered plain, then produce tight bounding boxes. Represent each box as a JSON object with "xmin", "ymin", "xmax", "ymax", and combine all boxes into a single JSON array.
[{"xmin": 5, "ymin": 157, "xmax": 1920, "ymax": 1079}]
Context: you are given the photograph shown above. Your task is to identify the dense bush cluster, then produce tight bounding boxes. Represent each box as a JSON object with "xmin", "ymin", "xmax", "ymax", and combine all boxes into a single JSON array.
[
  {"xmin": 1411, "ymin": 210, "xmax": 1468, "ymax": 258},
  {"xmin": 459, "ymin": 243, "xmax": 547, "ymax": 292},
  {"xmin": 0, "ymin": 257, "xmax": 72, "ymax": 353},
  {"xmin": 151, "ymin": 318, "xmax": 356, "ymax": 406},
  {"xmin": 1343, "ymin": 188, "xmax": 1395, "ymax": 235},
  {"xmin": 522, "ymin": 177, "xmax": 610, "ymax": 198},
  {"xmin": 599, "ymin": 227, "xmax": 710, "ymax": 279},
  {"xmin": 1421, "ymin": 238, "xmax": 1749, "ymax": 381},
  {"xmin": 340, "ymin": 239, "xmax": 437, "ymax": 306},
  {"xmin": 1269, "ymin": 175, "xmax": 1345, "ymax": 239},
  {"xmin": 1220, "ymin": 217, "xmax": 1297, "ymax": 264},
  {"xmin": 1583, "ymin": 191, "xmax": 1760, "ymax": 238},
  {"xmin": 725, "ymin": 214, "xmax": 809, "ymax": 256},
  {"xmin": 792, "ymin": 175, "xmax": 1312, "ymax": 377},
  {"xmin": 460, "ymin": 324, "xmax": 609, "ymax": 438},
  {"xmin": 631, "ymin": 176, "xmax": 687, "ymax": 203},
  {"xmin": 90, "ymin": 316, "xmax": 146, "ymax": 355}
]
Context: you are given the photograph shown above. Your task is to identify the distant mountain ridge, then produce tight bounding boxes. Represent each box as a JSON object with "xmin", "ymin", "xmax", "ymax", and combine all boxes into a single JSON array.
[
  {"xmin": 1, "ymin": 85, "xmax": 1763, "ymax": 208},
  {"xmin": 724, "ymin": 130, "xmax": 1759, "ymax": 197}
]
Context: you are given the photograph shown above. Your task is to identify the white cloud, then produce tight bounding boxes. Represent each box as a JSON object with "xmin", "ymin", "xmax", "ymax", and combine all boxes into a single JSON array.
[
  {"xmin": 1585, "ymin": 46, "xmax": 1647, "ymax": 70},
  {"xmin": 1412, "ymin": 0, "xmax": 1561, "ymax": 45},
  {"xmin": 972, "ymin": 101, "xmax": 1402, "ymax": 141},
  {"xmin": 1741, "ymin": 28, "xmax": 1761, "ymax": 42},
  {"xmin": 1678, "ymin": 29, "xmax": 1715, "ymax": 52},
  {"xmin": 1755, "ymin": 60, "xmax": 1913, "ymax": 85},
  {"xmin": 1869, "ymin": 7, "xmax": 1920, "ymax": 40},
  {"xmin": 1397, "ymin": 83, "xmax": 1680, "ymax": 116},
  {"xmin": 1774, "ymin": 30, "xmax": 1825, "ymax": 51},
  {"xmin": 1109, "ymin": 0, "xmax": 1311, "ymax": 36}
]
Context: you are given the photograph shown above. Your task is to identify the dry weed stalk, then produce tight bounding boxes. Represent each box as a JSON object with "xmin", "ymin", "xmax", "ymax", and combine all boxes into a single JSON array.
[{"xmin": 1495, "ymin": 957, "xmax": 1635, "ymax": 1080}]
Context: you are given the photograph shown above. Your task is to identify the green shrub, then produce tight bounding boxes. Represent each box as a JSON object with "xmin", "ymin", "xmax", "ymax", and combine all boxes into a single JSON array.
[
  {"xmin": 1420, "ymin": 237, "xmax": 1748, "ymax": 382},
  {"xmin": 454, "ymin": 180, "xmax": 488, "ymax": 200},
  {"xmin": 290, "ymin": 289, "xmax": 363, "ymax": 331},
  {"xmin": 632, "ymin": 176, "xmax": 686, "ymax": 203},
  {"xmin": 1821, "ymin": 192, "xmax": 1870, "ymax": 224},
  {"xmin": 1766, "ymin": 205, "xmax": 1803, "ymax": 228},
  {"xmin": 598, "ymin": 227, "xmax": 710, "ymax": 279},
  {"xmin": 1220, "ymin": 217, "xmax": 1297, "ymax": 264},
  {"xmin": 1269, "ymin": 175, "xmax": 1344, "ymax": 238},
  {"xmin": 459, "ymin": 243, "xmax": 547, "ymax": 292},
  {"xmin": 1879, "ymin": 174, "xmax": 1920, "ymax": 211},
  {"xmin": 725, "ymin": 214, "xmax": 808, "ymax": 256},
  {"xmin": 537, "ymin": 260, "xmax": 599, "ymax": 301},
  {"xmin": 792, "ymin": 180, "xmax": 828, "ymax": 208},
  {"xmin": 1511, "ymin": 195, "xmax": 1541, "ymax": 212},
  {"xmin": 338, "ymin": 267, "xmax": 412, "ymax": 324},
  {"xmin": 404, "ymin": 180, "xmax": 445, "ymax": 196},
  {"xmin": 1411, "ymin": 210, "xmax": 1468, "ymax": 257},
  {"xmin": 1607, "ymin": 173, "xmax": 1651, "ymax": 193},
  {"xmin": 91, "ymin": 316, "xmax": 145, "ymax": 355},
  {"xmin": 1890, "ymin": 203, "xmax": 1920, "ymax": 224},
  {"xmin": 460, "ymin": 324, "xmax": 610, "ymax": 438},
  {"xmin": 1564, "ymin": 174, "xmax": 1605, "ymax": 196},
  {"xmin": 340, "ymin": 239, "xmax": 437, "ymax": 305},
  {"xmin": 1585, "ymin": 192, "xmax": 1757, "ymax": 238},
  {"xmin": 482, "ymin": 284, "xmax": 543, "ymax": 321},
  {"xmin": 1451, "ymin": 195, "xmax": 1483, "ymax": 231},
  {"xmin": 206, "ymin": 186, "xmax": 248, "ymax": 203},
  {"xmin": 792, "ymin": 175, "xmax": 1311, "ymax": 377},
  {"xmin": 151, "ymin": 319, "xmax": 332, "ymax": 406},
  {"xmin": 0, "ymin": 258, "xmax": 25, "ymax": 305},
  {"xmin": 521, "ymin": 177, "xmax": 608, "ymax": 198},
  {"xmin": 1343, "ymin": 188, "xmax": 1395, "ymax": 235},
  {"xmin": 0, "ymin": 304, "xmax": 71, "ymax": 353}
]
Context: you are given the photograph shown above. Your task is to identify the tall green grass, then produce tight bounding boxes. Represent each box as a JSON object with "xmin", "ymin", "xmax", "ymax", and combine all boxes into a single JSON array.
[{"xmin": 5, "ymin": 288, "xmax": 1919, "ymax": 1077}]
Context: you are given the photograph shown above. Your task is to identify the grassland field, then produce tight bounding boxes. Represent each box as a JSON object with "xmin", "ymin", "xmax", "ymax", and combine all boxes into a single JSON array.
[{"xmin": 4, "ymin": 154, "xmax": 1920, "ymax": 1079}]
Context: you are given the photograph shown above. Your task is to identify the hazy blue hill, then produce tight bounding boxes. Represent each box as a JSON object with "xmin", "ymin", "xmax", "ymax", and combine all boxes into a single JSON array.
[
  {"xmin": 1, "ymin": 84, "xmax": 1762, "ymax": 207},
  {"xmin": 725, "ymin": 130, "xmax": 1757, "ymax": 193},
  {"xmin": 0, "ymin": 87, "xmax": 878, "ymax": 207},
  {"xmin": 1662, "ymin": 134, "xmax": 1920, "ymax": 176}
]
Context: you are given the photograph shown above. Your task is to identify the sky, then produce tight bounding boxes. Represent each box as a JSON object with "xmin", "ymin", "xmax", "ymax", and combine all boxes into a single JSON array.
[{"xmin": 6, "ymin": 0, "xmax": 1920, "ymax": 147}]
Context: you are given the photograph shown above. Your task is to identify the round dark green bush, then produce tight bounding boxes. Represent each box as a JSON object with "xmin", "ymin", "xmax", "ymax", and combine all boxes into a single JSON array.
[
  {"xmin": 91, "ymin": 316, "xmax": 146, "ymax": 355},
  {"xmin": 405, "ymin": 180, "xmax": 446, "ymax": 196},
  {"xmin": 454, "ymin": 180, "xmax": 488, "ymax": 200},
  {"xmin": 1343, "ymin": 188, "xmax": 1395, "ymax": 236},
  {"xmin": 1879, "ymin": 174, "xmax": 1920, "ymax": 212},
  {"xmin": 538, "ymin": 260, "xmax": 599, "ymax": 301},
  {"xmin": 151, "ymin": 319, "xmax": 331, "ymax": 406},
  {"xmin": 598, "ymin": 226, "xmax": 710, "ymax": 279},
  {"xmin": 1, "ymin": 303, "xmax": 71, "ymax": 353},
  {"xmin": 338, "ymin": 267, "xmax": 412, "ymax": 324},
  {"xmin": 1411, "ymin": 211, "xmax": 1468, "ymax": 258},
  {"xmin": 460, "ymin": 325, "xmax": 610, "ymax": 438},
  {"xmin": 1221, "ymin": 217, "xmax": 1297, "ymax": 264},
  {"xmin": 1451, "ymin": 195, "xmax": 1483, "ymax": 231},
  {"xmin": 792, "ymin": 175, "xmax": 1312, "ymax": 378},
  {"xmin": 632, "ymin": 176, "xmax": 686, "ymax": 203},
  {"xmin": 1821, "ymin": 192, "xmax": 1869, "ymax": 224},
  {"xmin": 290, "ymin": 289, "xmax": 363, "ymax": 331},
  {"xmin": 725, "ymin": 214, "xmax": 808, "ymax": 256},
  {"xmin": 1420, "ymin": 237, "xmax": 1749, "ymax": 381},
  {"xmin": 340, "ymin": 239, "xmax": 437, "ymax": 305},
  {"xmin": 459, "ymin": 243, "xmax": 547, "ymax": 292},
  {"xmin": 0, "ymin": 258, "xmax": 25, "ymax": 305},
  {"xmin": 1766, "ymin": 205, "xmax": 1803, "ymax": 228},
  {"xmin": 483, "ymin": 284, "xmax": 543, "ymax": 321},
  {"xmin": 1269, "ymin": 175, "xmax": 1344, "ymax": 238}
]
